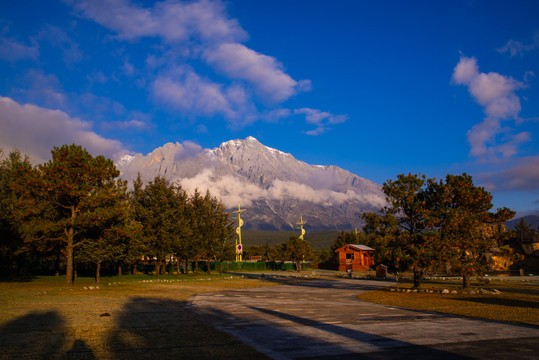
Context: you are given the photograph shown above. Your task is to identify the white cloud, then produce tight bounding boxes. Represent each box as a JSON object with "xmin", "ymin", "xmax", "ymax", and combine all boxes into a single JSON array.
[
  {"xmin": 151, "ymin": 66, "xmax": 235, "ymax": 118},
  {"xmin": 294, "ymin": 108, "xmax": 348, "ymax": 136},
  {"xmin": 452, "ymin": 56, "xmax": 528, "ymax": 159},
  {"xmin": 175, "ymin": 140, "xmax": 203, "ymax": 161},
  {"xmin": 479, "ymin": 155, "xmax": 539, "ymax": 191},
  {"xmin": 177, "ymin": 168, "xmax": 385, "ymax": 209},
  {"xmin": 497, "ymin": 31, "xmax": 539, "ymax": 57},
  {"xmin": 68, "ymin": 0, "xmax": 311, "ymax": 126},
  {"xmin": 37, "ymin": 25, "xmax": 83, "ymax": 65},
  {"xmin": 18, "ymin": 69, "xmax": 67, "ymax": 109},
  {"xmin": 0, "ymin": 37, "xmax": 39, "ymax": 62},
  {"xmin": 262, "ymin": 108, "xmax": 292, "ymax": 123},
  {"xmin": 86, "ymin": 70, "xmax": 108, "ymax": 85},
  {"xmin": 151, "ymin": 66, "xmax": 261, "ymax": 126},
  {"xmin": 101, "ymin": 119, "xmax": 148, "ymax": 131},
  {"xmin": 204, "ymin": 43, "xmax": 305, "ymax": 102},
  {"xmin": 0, "ymin": 96, "xmax": 127, "ymax": 163},
  {"xmin": 67, "ymin": 0, "xmax": 247, "ymax": 44}
]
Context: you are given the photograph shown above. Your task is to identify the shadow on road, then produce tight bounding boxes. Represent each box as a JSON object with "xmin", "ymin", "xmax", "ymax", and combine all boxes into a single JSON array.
[
  {"xmin": 248, "ymin": 306, "xmax": 476, "ymax": 359},
  {"xmin": 226, "ymin": 271, "xmax": 394, "ymax": 291},
  {"xmin": 106, "ymin": 297, "xmax": 268, "ymax": 359}
]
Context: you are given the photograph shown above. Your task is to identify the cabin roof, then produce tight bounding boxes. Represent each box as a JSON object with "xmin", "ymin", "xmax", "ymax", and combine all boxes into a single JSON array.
[{"xmin": 335, "ymin": 244, "xmax": 375, "ymax": 252}]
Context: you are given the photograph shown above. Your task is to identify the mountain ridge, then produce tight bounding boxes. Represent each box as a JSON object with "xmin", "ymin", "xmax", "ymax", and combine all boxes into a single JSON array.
[{"xmin": 117, "ymin": 137, "xmax": 385, "ymax": 231}]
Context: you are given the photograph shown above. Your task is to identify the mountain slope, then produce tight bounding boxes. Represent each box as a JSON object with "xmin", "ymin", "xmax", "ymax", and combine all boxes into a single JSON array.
[{"xmin": 117, "ymin": 137, "xmax": 385, "ymax": 231}]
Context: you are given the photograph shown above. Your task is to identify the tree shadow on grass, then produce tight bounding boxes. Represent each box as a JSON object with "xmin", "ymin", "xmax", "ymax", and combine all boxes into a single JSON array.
[
  {"xmin": 0, "ymin": 275, "xmax": 39, "ymax": 283},
  {"xmin": 453, "ymin": 297, "xmax": 539, "ymax": 308},
  {"xmin": 106, "ymin": 297, "xmax": 268, "ymax": 359},
  {"xmin": 0, "ymin": 310, "xmax": 66, "ymax": 359},
  {"xmin": 62, "ymin": 339, "xmax": 96, "ymax": 360}
]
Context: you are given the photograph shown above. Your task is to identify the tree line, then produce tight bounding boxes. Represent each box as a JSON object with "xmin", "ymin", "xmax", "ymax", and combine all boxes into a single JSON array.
[
  {"xmin": 2, "ymin": 146, "xmax": 525, "ymax": 287},
  {"xmin": 0, "ymin": 145, "xmax": 235, "ymax": 284},
  {"xmin": 333, "ymin": 173, "xmax": 518, "ymax": 288}
]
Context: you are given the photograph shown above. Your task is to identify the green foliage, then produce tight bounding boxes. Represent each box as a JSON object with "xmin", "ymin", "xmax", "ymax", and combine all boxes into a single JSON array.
[
  {"xmin": 363, "ymin": 172, "xmax": 516, "ymax": 288},
  {"xmin": 12, "ymin": 144, "xmax": 121, "ymax": 284},
  {"xmin": 242, "ymin": 230, "xmax": 339, "ymax": 249},
  {"xmin": 76, "ymin": 178, "xmax": 142, "ymax": 281},
  {"xmin": 434, "ymin": 174, "xmax": 515, "ymax": 287},
  {"xmin": 1, "ymin": 144, "xmax": 520, "ymax": 285},
  {"xmin": 514, "ymin": 218, "xmax": 535, "ymax": 243},
  {"xmin": 362, "ymin": 173, "xmax": 439, "ymax": 287},
  {"xmin": 280, "ymin": 236, "xmax": 313, "ymax": 272},
  {"xmin": 132, "ymin": 177, "xmax": 234, "ymax": 276},
  {"xmin": 0, "ymin": 150, "xmax": 32, "ymax": 275}
]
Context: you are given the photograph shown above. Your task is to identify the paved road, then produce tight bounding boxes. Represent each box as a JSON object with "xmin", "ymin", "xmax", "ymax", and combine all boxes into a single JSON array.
[{"xmin": 190, "ymin": 277, "xmax": 539, "ymax": 359}]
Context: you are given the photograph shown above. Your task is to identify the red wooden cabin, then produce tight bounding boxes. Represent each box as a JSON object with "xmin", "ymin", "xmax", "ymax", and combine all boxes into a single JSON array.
[{"xmin": 335, "ymin": 244, "xmax": 375, "ymax": 271}]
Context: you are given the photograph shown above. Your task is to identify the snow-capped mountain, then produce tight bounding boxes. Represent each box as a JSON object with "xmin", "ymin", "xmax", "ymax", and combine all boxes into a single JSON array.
[{"xmin": 117, "ymin": 136, "xmax": 385, "ymax": 231}]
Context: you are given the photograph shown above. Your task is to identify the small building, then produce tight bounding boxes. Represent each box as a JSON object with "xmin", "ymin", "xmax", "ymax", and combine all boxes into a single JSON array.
[{"xmin": 335, "ymin": 244, "xmax": 375, "ymax": 271}]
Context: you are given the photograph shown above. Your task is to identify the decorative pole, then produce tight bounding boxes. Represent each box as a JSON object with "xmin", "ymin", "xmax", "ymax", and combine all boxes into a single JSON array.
[
  {"xmin": 233, "ymin": 202, "xmax": 246, "ymax": 262},
  {"xmin": 297, "ymin": 216, "xmax": 307, "ymax": 262},
  {"xmin": 297, "ymin": 216, "xmax": 306, "ymax": 240}
]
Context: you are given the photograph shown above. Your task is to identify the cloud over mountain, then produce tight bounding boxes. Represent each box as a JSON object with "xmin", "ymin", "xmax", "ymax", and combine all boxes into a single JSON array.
[{"xmin": 118, "ymin": 137, "xmax": 384, "ymax": 230}]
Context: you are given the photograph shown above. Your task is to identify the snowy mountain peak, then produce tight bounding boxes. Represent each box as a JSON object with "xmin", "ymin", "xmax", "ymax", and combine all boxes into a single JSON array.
[
  {"xmin": 117, "ymin": 154, "xmax": 134, "ymax": 167},
  {"xmin": 117, "ymin": 137, "xmax": 384, "ymax": 230}
]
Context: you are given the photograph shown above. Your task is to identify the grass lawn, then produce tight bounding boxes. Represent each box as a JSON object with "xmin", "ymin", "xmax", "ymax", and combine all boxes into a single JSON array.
[
  {"xmin": 356, "ymin": 277, "xmax": 539, "ymax": 327},
  {"xmin": 3, "ymin": 272, "xmax": 538, "ymax": 359},
  {"xmin": 0, "ymin": 274, "xmax": 274, "ymax": 359}
]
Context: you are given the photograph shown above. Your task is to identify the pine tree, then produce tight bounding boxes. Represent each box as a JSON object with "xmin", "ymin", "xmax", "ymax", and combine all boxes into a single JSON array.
[
  {"xmin": 0, "ymin": 150, "xmax": 32, "ymax": 275},
  {"xmin": 76, "ymin": 178, "xmax": 139, "ymax": 282},
  {"xmin": 282, "ymin": 236, "xmax": 313, "ymax": 272},
  {"xmin": 12, "ymin": 144, "xmax": 120, "ymax": 285},
  {"xmin": 362, "ymin": 173, "xmax": 439, "ymax": 287},
  {"xmin": 435, "ymin": 174, "xmax": 515, "ymax": 288}
]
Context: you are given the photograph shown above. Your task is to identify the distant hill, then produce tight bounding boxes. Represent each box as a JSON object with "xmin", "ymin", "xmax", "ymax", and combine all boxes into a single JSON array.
[
  {"xmin": 506, "ymin": 215, "xmax": 539, "ymax": 230},
  {"xmin": 242, "ymin": 230, "xmax": 339, "ymax": 250}
]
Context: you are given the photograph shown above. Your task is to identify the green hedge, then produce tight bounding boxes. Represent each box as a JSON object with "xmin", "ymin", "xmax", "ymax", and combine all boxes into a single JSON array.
[{"xmin": 214, "ymin": 261, "xmax": 312, "ymax": 272}]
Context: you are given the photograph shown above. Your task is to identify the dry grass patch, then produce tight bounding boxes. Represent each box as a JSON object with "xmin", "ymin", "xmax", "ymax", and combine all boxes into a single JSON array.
[
  {"xmin": 0, "ymin": 275, "xmax": 274, "ymax": 359},
  {"xmin": 357, "ymin": 279, "xmax": 539, "ymax": 326}
]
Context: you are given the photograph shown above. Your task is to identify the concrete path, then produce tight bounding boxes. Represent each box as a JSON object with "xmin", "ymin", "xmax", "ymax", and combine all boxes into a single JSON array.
[{"xmin": 190, "ymin": 277, "xmax": 539, "ymax": 359}]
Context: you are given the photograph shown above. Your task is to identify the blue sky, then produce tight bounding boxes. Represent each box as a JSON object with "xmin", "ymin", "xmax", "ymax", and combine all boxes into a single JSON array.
[{"xmin": 1, "ymin": 0, "xmax": 538, "ymax": 214}]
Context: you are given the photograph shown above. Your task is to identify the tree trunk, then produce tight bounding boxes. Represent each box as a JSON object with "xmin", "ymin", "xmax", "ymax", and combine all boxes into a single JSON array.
[
  {"xmin": 66, "ymin": 230, "xmax": 74, "ymax": 285},
  {"xmin": 16, "ymin": 254, "xmax": 24, "ymax": 276},
  {"xmin": 185, "ymin": 260, "xmax": 189, "ymax": 274},
  {"xmin": 95, "ymin": 262, "xmax": 101, "ymax": 283},
  {"xmin": 65, "ymin": 206, "xmax": 76, "ymax": 285},
  {"xmin": 176, "ymin": 260, "xmax": 180, "ymax": 276},
  {"xmin": 463, "ymin": 273, "xmax": 471, "ymax": 288},
  {"xmin": 132, "ymin": 260, "xmax": 138, "ymax": 275},
  {"xmin": 413, "ymin": 268, "xmax": 423, "ymax": 288},
  {"xmin": 118, "ymin": 263, "xmax": 122, "ymax": 277},
  {"xmin": 195, "ymin": 258, "xmax": 199, "ymax": 275},
  {"xmin": 55, "ymin": 254, "xmax": 60, "ymax": 276},
  {"xmin": 206, "ymin": 260, "xmax": 211, "ymax": 275},
  {"xmin": 296, "ymin": 261, "xmax": 301, "ymax": 272}
]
